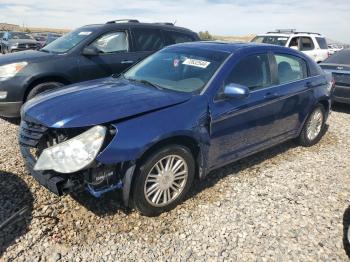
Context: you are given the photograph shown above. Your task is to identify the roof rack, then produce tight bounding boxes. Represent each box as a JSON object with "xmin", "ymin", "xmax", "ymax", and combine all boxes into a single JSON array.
[
  {"xmin": 106, "ymin": 19, "xmax": 140, "ymax": 24},
  {"xmin": 267, "ymin": 29, "xmax": 321, "ymax": 35},
  {"xmin": 153, "ymin": 22, "xmax": 174, "ymax": 26}
]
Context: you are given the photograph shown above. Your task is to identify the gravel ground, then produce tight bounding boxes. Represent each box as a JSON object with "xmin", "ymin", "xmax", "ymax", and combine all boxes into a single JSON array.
[{"xmin": 1, "ymin": 105, "xmax": 350, "ymax": 261}]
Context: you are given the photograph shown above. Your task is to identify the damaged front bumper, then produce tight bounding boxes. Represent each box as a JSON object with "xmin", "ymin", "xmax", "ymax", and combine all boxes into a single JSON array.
[{"xmin": 19, "ymin": 119, "xmax": 136, "ymax": 206}]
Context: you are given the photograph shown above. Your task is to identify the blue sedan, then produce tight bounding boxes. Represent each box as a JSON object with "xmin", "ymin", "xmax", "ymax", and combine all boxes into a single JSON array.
[{"xmin": 19, "ymin": 42, "xmax": 333, "ymax": 216}]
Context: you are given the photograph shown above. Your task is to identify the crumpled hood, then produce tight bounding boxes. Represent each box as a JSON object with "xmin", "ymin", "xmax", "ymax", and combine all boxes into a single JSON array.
[{"xmin": 23, "ymin": 78, "xmax": 192, "ymax": 128}]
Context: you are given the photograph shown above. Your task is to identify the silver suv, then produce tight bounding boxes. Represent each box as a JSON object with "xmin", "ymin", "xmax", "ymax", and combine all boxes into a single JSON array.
[{"xmin": 252, "ymin": 29, "xmax": 329, "ymax": 63}]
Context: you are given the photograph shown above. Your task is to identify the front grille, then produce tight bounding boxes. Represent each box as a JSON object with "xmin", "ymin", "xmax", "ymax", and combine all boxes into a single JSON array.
[
  {"xmin": 18, "ymin": 43, "xmax": 37, "ymax": 49},
  {"xmin": 19, "ymin": 120, "xmax": 48, "ymax": 148}
]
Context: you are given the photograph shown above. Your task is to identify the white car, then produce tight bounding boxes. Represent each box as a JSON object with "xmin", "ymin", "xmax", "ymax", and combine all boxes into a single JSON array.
[
  {"xmin": 251, "ymin": 30, "xmax": 330, "ymax": 63},
  {"xmin": 328, "ymin": 44, "xmax": 343, "ymax": 55}
]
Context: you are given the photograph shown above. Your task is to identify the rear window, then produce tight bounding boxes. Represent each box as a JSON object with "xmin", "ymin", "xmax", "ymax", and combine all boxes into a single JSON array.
[
  {"xmin": 316, "ymin": 37, "xmax": 328, "ymax": 49},
  {"xmin": 324, "ymin": 49, "xmax": 350, "ymax": 64},
  {"xmin": 133, "ymin": 29, "xmax": 165, "ymax": 52}
]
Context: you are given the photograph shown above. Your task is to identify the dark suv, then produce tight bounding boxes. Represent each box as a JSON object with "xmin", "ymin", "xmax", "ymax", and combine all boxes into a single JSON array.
[{"xmin": 0, "ymin": 20, "xmax": 199, "ymax": 118}]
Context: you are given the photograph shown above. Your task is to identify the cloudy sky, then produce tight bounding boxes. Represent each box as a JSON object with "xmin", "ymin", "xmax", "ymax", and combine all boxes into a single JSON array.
[{"xmin": 0, "ymin": 0, "xmax": 349, "ymax": 43}]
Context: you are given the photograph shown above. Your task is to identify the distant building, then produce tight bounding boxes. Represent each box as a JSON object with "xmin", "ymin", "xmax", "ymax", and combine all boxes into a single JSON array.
[{"xmin": 0, "ymin": 23, "xmax": 20, "ymax": 31}]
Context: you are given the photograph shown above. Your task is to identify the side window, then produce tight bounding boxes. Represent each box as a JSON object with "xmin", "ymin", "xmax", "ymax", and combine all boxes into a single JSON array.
[
  {"xmin": 225, "ymin": 54, "xmax": 271, "ymax": 91},
  {"xmin": 289, "ymin": 37, "xmax": 299, "ymax": 48},
  {"xmin": 163, "ymin": 31, "xmax": 195, "ymax": 44},
  {"xmin": 133, "ymin": 29, "xmax": 165, "ymax": 52},
  {"xmin": 300, "ymin": 37, "xmax": 314, "ymax": 51},
  {"xmin": 275, "ymin": 54, "xmax": 307, "ymax": 84},
  {"xmin": 90, "ymin": 32, "xmax": 128, "ymax": 54}
]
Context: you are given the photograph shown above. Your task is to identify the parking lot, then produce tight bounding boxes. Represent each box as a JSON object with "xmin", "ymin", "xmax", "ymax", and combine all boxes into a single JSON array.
[{"xmin": 0, "ymin": 104, "xmax": 349, "ymax": 261}]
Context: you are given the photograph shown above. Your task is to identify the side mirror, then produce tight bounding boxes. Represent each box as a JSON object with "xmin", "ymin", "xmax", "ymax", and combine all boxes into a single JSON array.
[
  {"xmin": 223, "ymin": 83, "xmax": 250, "ymax": 99},
  {"xmin": 82, "ymin": 46, "xmax": 99, "ymax": 56}
]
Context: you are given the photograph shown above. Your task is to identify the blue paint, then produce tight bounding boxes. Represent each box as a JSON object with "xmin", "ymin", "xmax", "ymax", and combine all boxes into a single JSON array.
[
  {"xmin": 22, "ymin": 42, "xmax": 332, "ymax": 186},
  {"xmin": 86, "ymin": 181, "xmax": 123, "ymax": 198}
]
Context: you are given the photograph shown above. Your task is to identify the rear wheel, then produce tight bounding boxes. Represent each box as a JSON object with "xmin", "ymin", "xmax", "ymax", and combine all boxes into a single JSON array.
[
  {"xmin": 26, "ymin": 81, "xmax": 65, "ymax": 101},
  {"xmin": 132, "ymin": 145, "xmax": 195, "ymax": 216},
  {"xmin": 298, "ymin": 104, "xmax": 326, "ymax": 146}
]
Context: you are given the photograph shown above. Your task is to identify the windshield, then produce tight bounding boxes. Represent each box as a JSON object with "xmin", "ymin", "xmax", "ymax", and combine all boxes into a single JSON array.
[
  {"xmin": 9, "ymin": 32, "xmax": 33, "ymax": 40},
  {"xmin": 123, "ymin": 46, "xmax": 229, "ymax": 93},
  {"xmin": 252, "ymin": 35, "xmax": 288, "ymax": 46},
  {"xmin": 42, "ymin": 28, "xmax": 93, "ymax": 54},
  {"xmin": 324, "ymin": 49, "xmax": 350, "ymax": 65}
]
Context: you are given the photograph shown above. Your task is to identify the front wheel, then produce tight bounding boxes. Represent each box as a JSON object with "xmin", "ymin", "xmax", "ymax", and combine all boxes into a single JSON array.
[
  {"xmin": 132, "ymin": 145, "xmax": 195, "ymax": 216},
  {"xmin": 298, "ymin": 104, "xmax": 326, "ymax": 146},
  {"xmin": 26, "ymin": 81, "xmax": 64, "ymax": 101}
]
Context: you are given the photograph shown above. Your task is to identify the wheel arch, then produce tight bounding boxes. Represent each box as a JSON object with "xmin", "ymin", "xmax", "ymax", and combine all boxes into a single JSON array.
[
  {"xmin": 124, "ymin": 134, "xmax": 203, "ymax": 207},
  {"xmin": 23, "ymin": 75, "xmax": 71, "ymax": 102}
]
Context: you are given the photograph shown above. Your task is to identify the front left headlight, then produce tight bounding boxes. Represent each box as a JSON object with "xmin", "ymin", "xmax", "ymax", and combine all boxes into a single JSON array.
[
  {"xmin": 34, "ymin": 125, "xmax": 107, "ymax": 173},
  {"xmin": 0, "ymin": 62, "xmax": 28, "ymax": 81}
]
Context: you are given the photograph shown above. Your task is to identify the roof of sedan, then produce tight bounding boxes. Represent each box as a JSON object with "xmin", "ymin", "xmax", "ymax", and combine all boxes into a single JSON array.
[{"xmin": 176, "ymin": 41, "xmax": 275, "ymax": 53}]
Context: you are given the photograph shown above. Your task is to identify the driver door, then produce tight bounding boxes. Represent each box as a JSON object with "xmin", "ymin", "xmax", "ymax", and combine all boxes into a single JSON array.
[
  {"xmin": 78, "ymin": 30, "xmax": 140, "ymax": 81},
  {"xmin": 208, "ymin": 53, "xmax": 282, "ymax": 169}
]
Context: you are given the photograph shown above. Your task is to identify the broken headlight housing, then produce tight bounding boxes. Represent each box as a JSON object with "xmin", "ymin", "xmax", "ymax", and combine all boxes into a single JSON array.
[{"xmin": 34, "ymin": 125, "xmax": 107, "ymax": 173}]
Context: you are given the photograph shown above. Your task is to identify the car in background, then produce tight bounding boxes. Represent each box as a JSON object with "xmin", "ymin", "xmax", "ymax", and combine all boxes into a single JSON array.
[
  {"xmin": 251, "ymin": 30, "xmax": 329, "ymax": 63},
  {"xmin": 321, "ymin": 49, "xmax": 350, "ymax": 104},
  {"xmin": 19, "ymin": 42, "xmax": 332, "ymax": 216},
  {"xmin": 0, "ymin": 19, "xmax": 199, "ymax": 118},
  {"xmin": 0, "ymin": 31, "xmax": 4, "ymax": 53},
  {"xmin": 328, "ymin": 44, "xmax": 344, "ymax": 55},
  {"xmin": 1, "ymin": 31, "xmax": 40, "ymax": 54}
]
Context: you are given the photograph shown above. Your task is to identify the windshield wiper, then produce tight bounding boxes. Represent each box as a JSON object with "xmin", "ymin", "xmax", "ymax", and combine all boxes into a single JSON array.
[
  {"xmin": 40, "ymin": 49, "xmax": 50, "ymax": 53},
  {"xmin": 125, "ymin": 77, "xmax": 163, "ymax": 90}
]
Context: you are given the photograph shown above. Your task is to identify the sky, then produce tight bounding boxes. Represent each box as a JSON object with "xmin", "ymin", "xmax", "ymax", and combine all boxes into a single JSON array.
[{"xmin": 0, "ymin": 0, "xmax": 349, "ymax": 43}]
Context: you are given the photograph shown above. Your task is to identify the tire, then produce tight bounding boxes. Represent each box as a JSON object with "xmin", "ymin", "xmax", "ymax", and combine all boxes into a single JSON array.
[
  {"xmin": 298, "ymin": 104, "xmax": 326, "ymax": 147},
  {"xmin": 132, "ymin": 145, "xmax": 195, "ymax": 216},
  {"xmin": 26, "ymin": 82, "xmax": 64, "ymax": 101}
]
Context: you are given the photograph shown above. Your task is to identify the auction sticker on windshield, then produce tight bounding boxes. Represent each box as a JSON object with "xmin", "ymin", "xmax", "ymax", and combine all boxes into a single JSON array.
[
  {"xmin": 183, "ymin": 58, "xmax": 211, "ymax": 68},
  {"xmin": 78, "ymin": 31, "xmax": 92, "ymax": 36}
]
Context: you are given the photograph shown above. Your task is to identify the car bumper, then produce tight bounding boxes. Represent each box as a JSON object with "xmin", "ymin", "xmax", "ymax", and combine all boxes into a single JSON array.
[
  {"xmin": 20, "ymin": 145, "xmax": 84, "ymax": 195},
  {"xmin": 0, "ymin": 101, "xmax": 22, "ymax": 117},
  {"xmin": 333, "ymin": 84, "xmax": 350, "ymax": 104}
]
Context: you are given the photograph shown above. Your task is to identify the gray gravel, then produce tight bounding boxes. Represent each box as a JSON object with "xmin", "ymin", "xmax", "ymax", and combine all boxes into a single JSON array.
[{"xmin": 1, "ymin": 105, "xmax": 350, "ymax": 261}]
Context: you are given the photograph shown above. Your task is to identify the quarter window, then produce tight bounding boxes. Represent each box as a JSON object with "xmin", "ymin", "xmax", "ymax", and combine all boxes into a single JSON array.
[
  {"xmin": 225, "ymin": 54, "xmax": 271, "ymax": 91},
  {"xmin": 275, "ymin": 54, "xmax": 307, "ymax": 84},
  {"xmin": 90, "ymin": 32, "xmax": 128, "ymax": 53},
  {"xmin": 133, "ymin": 29, "xmax": 165, "ymax": 52},
  {"xmin": 300, "ymin": 37, "xmax": 314, "ymax": 51}
]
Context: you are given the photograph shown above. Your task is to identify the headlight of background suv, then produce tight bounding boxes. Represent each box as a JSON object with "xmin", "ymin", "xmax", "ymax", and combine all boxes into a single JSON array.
[
  {"xmin": 0, "ymin": 62, "xmax": 28, "ymax": 81},
  {"xmin": 34, "ymin": 125, "xmax": 107, "ymax": 173}
]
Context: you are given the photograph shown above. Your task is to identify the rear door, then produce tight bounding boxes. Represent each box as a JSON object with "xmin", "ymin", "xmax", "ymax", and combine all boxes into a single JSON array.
[
  {"xmin": 78, "ymin": 30, "xmax": 140, "ymax": 81},
  {"xmin": 270, "ymin": 52, "xmax": 314, "ymax": 135},
  {"xmin": 130, "ymin": 28, "xmax": 166, "ymax": 62},
  {"xmin": 299, "ymin": 36, "xmax": 318, "ymax": 62}
]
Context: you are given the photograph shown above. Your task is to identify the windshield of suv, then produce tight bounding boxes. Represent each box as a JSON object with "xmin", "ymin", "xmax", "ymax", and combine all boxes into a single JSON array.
[
  {"xmin": 9, "ymin": 32, "xmax": 34, "ymax": 40},
  {"xmin": 252, "ymin": 35, "xmax": 288, "ymax": 46},
  {"xmin": 324, "ymin": 49, "xmax": 350, "ymax": 65},
  {"xmin": 42, "ymin": 28, "xmax": 93, "ymax": 54},
  {"xmin": 123, "ymin": 46, "xmax": 229, "ymax": 93}
]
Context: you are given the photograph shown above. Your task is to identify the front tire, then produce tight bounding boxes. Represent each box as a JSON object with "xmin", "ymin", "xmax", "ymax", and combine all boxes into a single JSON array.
[
  {"xmin": 298, "ymin": 104, "xmax": 326, "ymax": 146},
  {"xmin": 26, "ymin": 82, "xmax": 64, "ymax": 101},
  {"xmin": 132, "ymin": 145, "xmax": 195, "ymax": 216}
]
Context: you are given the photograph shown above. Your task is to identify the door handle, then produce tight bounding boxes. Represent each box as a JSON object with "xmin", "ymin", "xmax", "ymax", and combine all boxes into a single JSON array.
[
  {"xmin": 121, "ymin": 60, "xmax": 134, "ymax": 64},
  {"xmin": 264, "ymin": 92, "xmax": 279, "ymax": 99}
]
